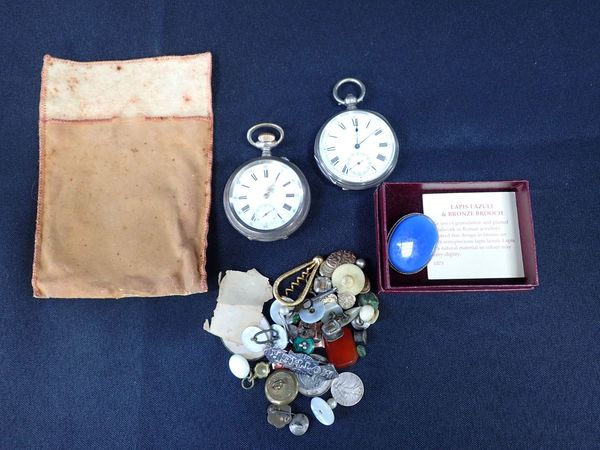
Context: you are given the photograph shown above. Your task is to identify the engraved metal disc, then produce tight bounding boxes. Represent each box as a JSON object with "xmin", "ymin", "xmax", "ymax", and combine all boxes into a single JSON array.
[
  {"xmin": 297, "ymin": 372, "xmax": 333, "ymax": 397},
  {"xmin": 330, "ymin": 372, "xmax": 364, "ymax": 407}
]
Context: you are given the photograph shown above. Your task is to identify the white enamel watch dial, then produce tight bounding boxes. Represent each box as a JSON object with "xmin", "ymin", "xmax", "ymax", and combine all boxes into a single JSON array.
[
  {"xmin": 314, "ymin": 78, "xmax": 399, "ymax": 190},
  {"xmin": 224, "ymin": 123, "xmax": 310, "ymax": 241}
]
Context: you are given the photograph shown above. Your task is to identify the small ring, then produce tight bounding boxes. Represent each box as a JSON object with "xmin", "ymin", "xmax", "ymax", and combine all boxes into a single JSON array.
[
  {"xmin": 246, "ymin": 123, "xmax": 284, "ymax": 149},
  {"xmin": 241, "ymin": 375, "xmax": 255, "ymax": 390},
  {"xmin": 332, "ymin": 78, "xmax": 366, "ymax": 106}
]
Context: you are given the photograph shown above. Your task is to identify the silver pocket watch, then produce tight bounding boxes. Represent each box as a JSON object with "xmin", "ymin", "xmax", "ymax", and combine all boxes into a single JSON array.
[
  {"xmin": 223, "ymin": 123, "xmax": 311, "ymax": 242},
  {"xmin": 314, "ymin": 78, "xmax": 399, "ymax": 190}
]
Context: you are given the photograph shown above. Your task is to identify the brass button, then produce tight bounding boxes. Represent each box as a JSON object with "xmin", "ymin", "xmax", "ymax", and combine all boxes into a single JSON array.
[{"xmin": 265, "ymin": 369, "xmax": 299, "ymax": 406}]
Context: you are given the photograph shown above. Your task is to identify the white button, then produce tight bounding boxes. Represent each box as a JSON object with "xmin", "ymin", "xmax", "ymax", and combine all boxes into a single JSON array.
[
  {"xmin": 228, "ymin": 354, "xmax": 250, "ymax": 379},
  {"xmin": 270, "ymin": 300, "xmax": 292, "ymax": 326},
  {"xmin": 359, "ymin": 305, "xmax": 375, "ymax": 322},
  {"xmin": 310, "ymin": 397, "xmax": 335, "ymax": 426},
  {"xmin": 299, "ymin": 300, "xmax": 325, "ymax": 324},
  {"xmin": 271, "ymin": 324, "xmax": 289, "ymax": 349},
  {"xmin": 241, "ymin": 326, "xmax": 266, "ymax": 353},
  {"xmin": 331, "ymin": 263, "xmax": 366, "ymax": 295}
]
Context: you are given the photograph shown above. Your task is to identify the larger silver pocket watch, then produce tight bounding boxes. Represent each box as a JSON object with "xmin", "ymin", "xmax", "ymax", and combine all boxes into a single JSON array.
[
  {"xmin": 314, "ymin": 78, "xmax": 399, "ymax": 190},
  {"xmin": 224, "ymin": 123, "xmax": 311, "ymax": 242}
]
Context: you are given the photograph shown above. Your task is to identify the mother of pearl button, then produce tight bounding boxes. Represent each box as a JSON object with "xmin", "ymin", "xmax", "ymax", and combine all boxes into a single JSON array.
[{"xmin": 331, "ymin": 263, "xmax": 366, "ymax": 296}]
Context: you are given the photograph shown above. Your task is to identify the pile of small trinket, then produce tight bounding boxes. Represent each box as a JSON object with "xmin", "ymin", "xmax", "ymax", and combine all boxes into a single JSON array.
[{"xmin": 206, "ymin": 250, "xmax": 380, "ymax": 436}]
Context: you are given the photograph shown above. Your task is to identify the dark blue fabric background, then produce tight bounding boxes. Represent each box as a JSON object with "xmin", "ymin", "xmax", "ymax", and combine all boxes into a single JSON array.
[{"xmin": 1, "ymin": 1, "xmax": 599, "ymax": 448}]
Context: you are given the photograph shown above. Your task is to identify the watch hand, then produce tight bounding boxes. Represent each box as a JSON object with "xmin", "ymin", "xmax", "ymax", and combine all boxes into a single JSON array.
[
  {"xmin": 358, "ymin": 129, "xmax": 378, "ymax": 146},
  {"xmin": 264, "ymin": 172, "xmax": 281, "ymax": 196}
]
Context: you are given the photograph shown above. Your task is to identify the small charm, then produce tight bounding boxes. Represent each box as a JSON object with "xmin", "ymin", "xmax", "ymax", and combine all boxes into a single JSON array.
[{"xmin": 267, "ymin": 404, "xmax": 293, "ymax": 429}]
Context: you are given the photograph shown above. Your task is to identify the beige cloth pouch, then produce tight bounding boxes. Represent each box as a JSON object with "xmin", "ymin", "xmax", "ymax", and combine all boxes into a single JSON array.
[{"xmin": 32, "ymin": 53, "xmax": 213, "ymax": 298}]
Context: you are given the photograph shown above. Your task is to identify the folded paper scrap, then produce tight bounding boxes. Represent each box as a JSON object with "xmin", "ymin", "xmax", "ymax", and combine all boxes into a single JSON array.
[
  {"xmin": 32, "ymin": 53, "xmax": 213, "ymax": 298},
  {"xmin": 203, "ymin": 269, "xmax": 273, "ymax": 345}
]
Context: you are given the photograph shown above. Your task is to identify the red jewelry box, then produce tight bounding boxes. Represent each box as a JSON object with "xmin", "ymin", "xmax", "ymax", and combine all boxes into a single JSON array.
[{"xmin": 374, "ymin": 181, "xmax": 539, "ymax": 293}]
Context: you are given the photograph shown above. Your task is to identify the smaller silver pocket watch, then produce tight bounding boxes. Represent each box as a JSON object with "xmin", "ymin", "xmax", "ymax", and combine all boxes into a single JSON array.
[
  {"xmin": 314, "ymin": 78, "xmax": 399, "ymax": 190},
  {"xmin": 223, "ymin": 123, "xmax": 311, "ymax": 242}
]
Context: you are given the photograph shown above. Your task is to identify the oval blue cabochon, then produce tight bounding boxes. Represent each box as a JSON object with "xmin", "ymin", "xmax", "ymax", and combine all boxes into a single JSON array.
[{"xmin": 388, "ymin": 213, "xmax": 439, "ymax": 274}]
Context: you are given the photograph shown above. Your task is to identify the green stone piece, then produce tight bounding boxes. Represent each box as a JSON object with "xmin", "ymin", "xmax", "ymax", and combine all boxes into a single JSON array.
[
  {"xmin": 357, "ymin": 292, "xmax": 379, "ymax": 310},
  {"xmin": 293, "ymin": 336, "xmax": 315, "ymax": 354},
  {"xmin": 356, "ymin": 345, "xmax": 367, "ymax": 358},
  {"xmin": 291, "ymin": 313, "xmax": 301, "ymax": 325}
]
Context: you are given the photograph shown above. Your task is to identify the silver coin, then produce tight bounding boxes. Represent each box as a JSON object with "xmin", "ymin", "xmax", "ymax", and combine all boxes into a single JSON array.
[
  {"xmin": 297, "ymin": 372, "xmax": 333, "ymax": 397},
  {"xmin": 330, "ymin": 372, "xmax": 364, "ymax": 407}
]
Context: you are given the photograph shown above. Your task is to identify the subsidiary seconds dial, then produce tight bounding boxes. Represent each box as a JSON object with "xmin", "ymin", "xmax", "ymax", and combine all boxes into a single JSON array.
[{"xmin": 315, "ymin": 78, "xmax": 399, "ymax": 190}]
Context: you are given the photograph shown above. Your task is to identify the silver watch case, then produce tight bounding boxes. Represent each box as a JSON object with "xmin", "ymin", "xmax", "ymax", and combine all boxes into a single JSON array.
[{"xmin": 314, "ymin": 109, "xmax": 399, "ymax": 190}]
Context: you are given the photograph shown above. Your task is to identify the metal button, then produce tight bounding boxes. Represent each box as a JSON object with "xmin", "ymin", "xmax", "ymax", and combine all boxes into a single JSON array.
[
  {"xmin": 265, "ymin": 369, "xmax": 299, "ymax": 406},
  {"xmin": 254, "ymin": 361, "xmax": 271, "ymax": 379},
  {"xmin": 289, "ymin": 413, "xmax": 310, "ymax": 436},
  {"xmin": 337, "ymin": 292, "xmax": 356, "ymax": 309}
]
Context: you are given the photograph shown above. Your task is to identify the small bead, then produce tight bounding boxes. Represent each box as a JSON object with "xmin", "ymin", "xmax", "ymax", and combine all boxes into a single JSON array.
[
  {"xmin": 327, "ymin": 398, "xmax": 337, "ymax": 409},
  {"xmin": 355, "ymin": 258, "xmax": 366, "ymax": 269},
  {"xmin": 357, "ymin": 345, "xmax": 367, "ymax": 358}
]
